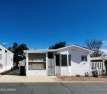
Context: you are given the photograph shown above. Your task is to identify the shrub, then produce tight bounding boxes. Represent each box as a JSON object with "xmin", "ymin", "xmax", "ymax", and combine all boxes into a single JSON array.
[
  {"xmin": 105, "ymin": 72, "xmax": 107, "ymax": 76},
  {"xmin": 85, "ymin": 72, "xmax": 89, "ymax": 77},
  {"xmin": 76, "ymin": 75, "xmax": 80, "ymax": 77},
  {"xmin": 92, "ymin": 70, "xmax": 98, "ymax": 77},
  {"xmin": 101, "ymin": 70, "xmax": 105, "ymax": 77}
]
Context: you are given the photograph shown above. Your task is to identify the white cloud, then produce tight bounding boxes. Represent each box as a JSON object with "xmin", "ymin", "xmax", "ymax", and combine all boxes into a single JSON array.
[
  {"xmin": 101, "ymin": 49, "xmax": 107, "ymax": 55},
  {"xmin": 102, "ymin": 41, "xmax": 107, "ymax": 46}
]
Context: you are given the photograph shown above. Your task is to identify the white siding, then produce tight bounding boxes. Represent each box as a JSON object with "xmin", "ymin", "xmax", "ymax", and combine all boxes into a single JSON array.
[
  {"xmin": 68, "ymin": 66, "xmax": 72, "ymax": 75},
  {"xmin": 26, "ymin": 70, "xmax": 47, "ymax": 76},
  {"xmin": 61, "ymin": 67, "xmax": 68, "ymax": 75},
  {"xmin": 69, "ymin": 48, "xmax": 90, "ymax": 76},
  {"xmin": 56, "ymin": 49, "xmax": 68, "ymax": 55},
  {"xmin": 56, "ymin": 66, "xmax": 72, "ymax": 76},
  {"xmin": 55, "ymin": 47, "xmax": 91, "ymax": 76},
  {"xmin": 0, "ymin": 46, "xmax": 13, "ymax": 73},
  {"xmin": 55, "ymin": 66, "xmax": 61, "ymax": 75}
]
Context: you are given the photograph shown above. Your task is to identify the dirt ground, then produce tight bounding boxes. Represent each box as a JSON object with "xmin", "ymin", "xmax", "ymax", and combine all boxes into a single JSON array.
[{"xmin": 55, "ymin": 76, "xmax": 107, "ymax": 82}]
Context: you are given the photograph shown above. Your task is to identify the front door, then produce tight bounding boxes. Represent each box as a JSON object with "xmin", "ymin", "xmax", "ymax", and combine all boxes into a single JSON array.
[{"xmin": 48, "ymin": 59, "xmax": 55, "ymax": 76}]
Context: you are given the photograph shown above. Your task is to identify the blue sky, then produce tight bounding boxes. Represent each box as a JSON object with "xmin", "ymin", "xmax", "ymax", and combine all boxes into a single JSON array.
[{"xmin": 0, "ymin": 0, "xmax": 107, "ymax": 49}]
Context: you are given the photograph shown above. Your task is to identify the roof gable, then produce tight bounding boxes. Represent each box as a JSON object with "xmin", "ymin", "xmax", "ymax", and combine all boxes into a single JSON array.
[
  {"xmin": 0, "ymin": 45, "xmax": 13, "ymax": 54},
  {"xmin": 24, "ymin": 44, "xmax": 93, "ymax": 53},
  {"xmin": 55, "ymin": 44, "xmax": 93, "ymax": 52}
]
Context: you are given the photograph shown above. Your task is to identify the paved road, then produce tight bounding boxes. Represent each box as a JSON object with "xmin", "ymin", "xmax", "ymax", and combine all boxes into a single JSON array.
[{"xmin": 0, "ymin": 82, "xmax": 107, "ymax": 94}]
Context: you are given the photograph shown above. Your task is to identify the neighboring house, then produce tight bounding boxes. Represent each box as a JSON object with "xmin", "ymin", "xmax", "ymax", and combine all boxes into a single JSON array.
[
  {"xmin": 0, "ymin": 45, "xmax": 13, "ymax": 73},
  {"xmin": 24, "ymin": 45, "xmax": 93, "ymax": 76},
  {"xmin": 90, "ymin": 57, "xmax": 107, "ymax": 75}
]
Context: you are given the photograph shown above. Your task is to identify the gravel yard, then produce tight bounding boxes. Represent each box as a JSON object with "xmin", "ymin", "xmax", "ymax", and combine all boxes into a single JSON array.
[{"xmin": 56, "ymin": 76, "xmax": 107, "ymax": 82}]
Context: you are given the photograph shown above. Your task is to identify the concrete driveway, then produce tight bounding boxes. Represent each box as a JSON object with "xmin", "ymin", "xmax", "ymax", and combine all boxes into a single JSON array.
[{"xmin": 0, "ymin": 70, "xmax": 56, "ymax": 82}]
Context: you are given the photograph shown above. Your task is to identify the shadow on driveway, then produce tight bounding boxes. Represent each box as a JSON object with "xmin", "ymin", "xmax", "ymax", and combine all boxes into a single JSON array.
[{"xmin": 6, "ymin": 70, "xmax": 21, "ymax": 76}]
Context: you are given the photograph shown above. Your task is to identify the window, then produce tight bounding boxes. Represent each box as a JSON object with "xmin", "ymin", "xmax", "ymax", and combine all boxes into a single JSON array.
[
  {"xmin": 61, "ymin": 55, "xmax": 67, "ymax": 66},
  {"xmin": 69, "ymin": 55, "xmax": 71, "ymax": 66},
  {"xmin": 48, "ymin": 52, "xmax": 53, "ymax": 59},
  {"xmin": 29, "ymin": 53, "xmax": 46, "ymax": 62},
  {"xmin": 0, "ymin": 54, "xmax": 2, "ymax": 60},
  {"xmin": 28, "ymin": 62, "xmax": 46, "ymax": 70},
  {"xmin": 56, "ymin": 55, "xmax": 60, "ymax": 66},
  {"xmin": 0, "ymin": 48, "xmax": 2, "ymax": 51},
  {"xmin": 81, "ymin": 56, "xmax": 87, "ymax": 61}
]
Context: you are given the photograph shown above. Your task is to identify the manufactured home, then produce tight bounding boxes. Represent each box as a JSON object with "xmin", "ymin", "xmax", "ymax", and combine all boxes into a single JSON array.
[
  {"xmin": 24, "ymin": 45, "xmax": 94, "ymax": 76},
  {"xmin": 0, "ymin": 45, "xmax": 13, "ymax": 73}
]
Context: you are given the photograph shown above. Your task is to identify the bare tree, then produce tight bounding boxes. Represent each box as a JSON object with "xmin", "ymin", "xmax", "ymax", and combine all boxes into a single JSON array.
[{"xmin": 85, "ymin": 39, "xmax": 103, "ymax": 57}]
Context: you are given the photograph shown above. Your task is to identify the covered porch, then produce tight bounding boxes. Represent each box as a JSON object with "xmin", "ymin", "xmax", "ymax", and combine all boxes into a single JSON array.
[{"xmin": 90, "ymin": 57, "xmax": 107, "ymax": 75}]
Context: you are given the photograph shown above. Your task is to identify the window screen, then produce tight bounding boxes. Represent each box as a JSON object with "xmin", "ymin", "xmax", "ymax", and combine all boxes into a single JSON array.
[
  {"xmin": 69, "ymin": 55, "xmax": 71, "ymax": 66},
  {"xmin": 28, "ymin": 62, "xmax": 46, "ymax": 70},
  {"xmin": 61, "ymin": 55, "xmax": 67, "ymax": 66}
]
